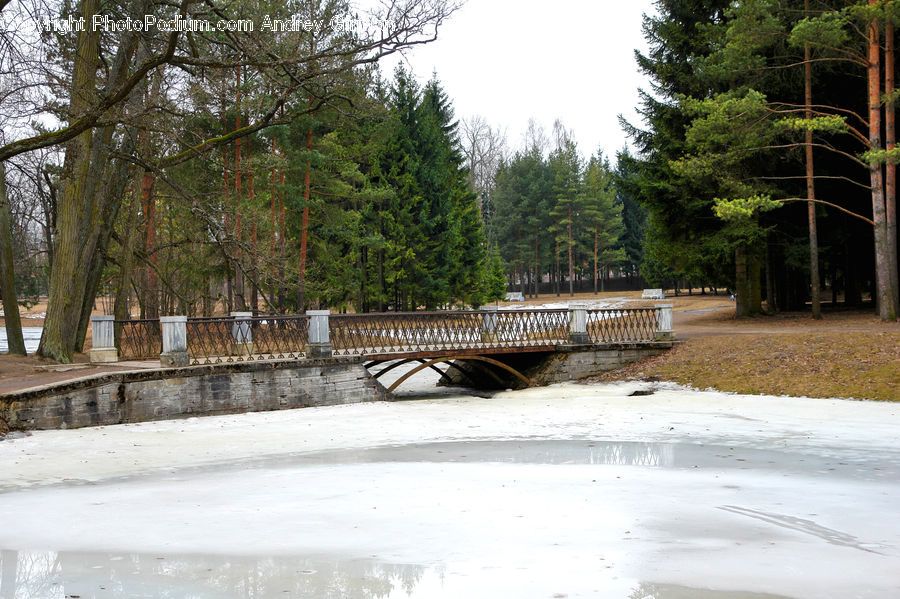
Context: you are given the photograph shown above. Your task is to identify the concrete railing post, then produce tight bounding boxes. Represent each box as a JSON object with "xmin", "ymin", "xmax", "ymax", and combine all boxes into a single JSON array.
[
  {"xmin": 306, "ymin": 310, "xmax": 332, "ymax": 358},
  {"xmin": 568, "ymin": 302, "xmax": 590, "ymax": 344},
  {"xmin": 160, "ymin": 316, "xmax": 189, "ymax": 367},
  {"xmin": 480, "ymin": 305, "xmax": 499, "ymax": 343},
  {"xmin": 89, "ymin": 315, "xmax": 118, "ymax": 363},
  {"xmin": 655, "ymin": 304, "xmax": 674, "ymax": 341},
  {"xmin": 230, "ymin": 311, "xmax": 254, "ymax": 356}
]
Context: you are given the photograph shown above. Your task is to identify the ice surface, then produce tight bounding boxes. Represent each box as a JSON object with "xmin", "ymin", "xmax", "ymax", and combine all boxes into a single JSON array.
[
  {"xmin": 0, "ymin": 326, "xmax": 42, "ymax": 353},
  {"xmin": 1, "ymin": 378, "xmax": 899, "ymax": 598}
]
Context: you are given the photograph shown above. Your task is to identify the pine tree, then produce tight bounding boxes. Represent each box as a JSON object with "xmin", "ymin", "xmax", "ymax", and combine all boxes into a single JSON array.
[
  {"xmin": 548, "ymin": 138, "xmax": 584, "ymax": 297},
  {"xmin": 582, "ymin": 153, "xmax": 625, "ymax": 293}
]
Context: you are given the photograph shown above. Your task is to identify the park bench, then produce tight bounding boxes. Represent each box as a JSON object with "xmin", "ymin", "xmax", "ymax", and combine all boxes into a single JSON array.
[
  {"xmin": 505, "ymin": 292, "xmax": 525, "ymax": 301},
  {"xmin": 641, "ymin": 289, "xmax": 665, "ymax": 300}
]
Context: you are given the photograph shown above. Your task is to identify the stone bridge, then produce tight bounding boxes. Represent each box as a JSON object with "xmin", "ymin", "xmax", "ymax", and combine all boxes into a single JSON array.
[
  {"xmin": 1, "ymin": 305, "xmax": 675, "ymax": 431},
  {"xmin": 104, "ymin": 304, "xmax": 674, "ymax": 391}
]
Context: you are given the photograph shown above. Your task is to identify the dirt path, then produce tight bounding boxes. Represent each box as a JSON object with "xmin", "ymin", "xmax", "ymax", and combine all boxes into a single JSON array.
[
  {"xmin": 0, "ymin": 354, "xmax": 157, "ymax": 396},
  {"xmin": 672, "ymin": 299, "xmax": 900, "ymax": 337}
]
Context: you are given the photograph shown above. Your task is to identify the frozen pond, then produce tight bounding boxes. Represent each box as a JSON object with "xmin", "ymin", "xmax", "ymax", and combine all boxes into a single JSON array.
[
  {"xmin": 0, "ymin": 326, "xmax": 41, "ymax": 354},
  {"xmin": 0, "ymin": 375, "xmax": 898, "ymax": 598}
]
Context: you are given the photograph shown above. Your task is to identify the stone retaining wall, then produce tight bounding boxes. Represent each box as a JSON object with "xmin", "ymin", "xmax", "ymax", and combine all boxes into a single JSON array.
[
  {"xmin": 438, "ymin": 342, "xmax": 675, "ymax": 389},
  {"xmin": 0, "ymin": 358, "xmax": 387, "ymax": 431},
  {"xmin": 0, "ymin": 343, "xmax": 674, "ymax": 432},
  {"xmin": 527, "ymin": 343, "xmax": 674, "ymax": 384}
]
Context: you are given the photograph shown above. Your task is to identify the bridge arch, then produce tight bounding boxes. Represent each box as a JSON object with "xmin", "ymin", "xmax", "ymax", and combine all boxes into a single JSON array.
[
  {"xmin": 367, "ymin": 358, "xmax": 461, "ymax": 386},
  {"xmin": 385, "ymin": 355, "xmax": 535, "ymax": 393}
]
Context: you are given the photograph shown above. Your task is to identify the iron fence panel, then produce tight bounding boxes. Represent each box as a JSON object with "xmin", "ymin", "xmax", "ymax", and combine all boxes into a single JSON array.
[
  {"xmin": 186, "ymin": 315, "xmax": 310, "ymax": 365},
  {"xmin": 115, "ymin": 307, "xmax": 661, "ymax": 362},
  {"xmin": 116, "ymin": 319, "xmax": 161, "ymax": 360},
  {"xmin": 585, "ymin": 308, "xmax": 658, "ymax": 343}
]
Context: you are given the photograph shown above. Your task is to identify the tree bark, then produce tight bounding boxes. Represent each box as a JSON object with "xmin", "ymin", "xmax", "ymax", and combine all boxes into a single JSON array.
[
  {"xmin": 593, "ymin": 226, "xmax": 599, "ymax": 295},
  {"xmin": 74, "ymin": 150, "xmax": 135, "ymax": 350},
  {"xmin": 765, "ymin": 238, "xmax": 777, "ymax": 313},
  {"xmin": 868, "ymin": 8, "xmax": 897, "ymax": 321},
  {"xmin": 0, "ymin": 162, "xmax": 25, "ymax": 355},
  {"xmin": 886, "ymin": 16, "xmax": 900, "ymax": 316},
  {"xmin": 37, "ymin": 0, "xmax": 147, "ymax": 361},
  {"xmin": 233, "ymin": 66, "xmax": 246, "ymax": 311},
  {"xmin": 804, "ymin": 22, "xmax": 822, "ymax": 319},
  {"xmin": 141, "ymin": 169, "xmax": 157, "ymax": 318},
  {"xmin": 247, "ymin": 135, "xmax": 258, "ymax": 314},
  {"xmin": 533, "ymin": 220, "xmax": 539, "ymax": 298},
  {"xmin": 555, "ymin": 239, "xmax": 560, "ymax": 296},
  {"xmin": 269, "ymin": 136, "xmax": 278, "ymax": 311},
  {"xmin": 223, "ymin": 153, "xmax": 233, "ymax": 314},
  {"xmin": 749, "ymin": 252, "xmax": 762, "ymax": 315},
  {"xmin": 567, "ymin": 203, "xmax": 574, "ymax": 297},
  {"xmin": 735, "ymin": 245, "xmax": 749, "ymax": 317},
  {"xmin": 37, "ymin": 0, "xmax": 102, "ymax": 362},
  {"xmin": 113, "ymin": 184, "xmax": 140, "ymax": 346},
  {"xmin": 298, "ymin": 113, "xmax": 312, "ymax": 311}
]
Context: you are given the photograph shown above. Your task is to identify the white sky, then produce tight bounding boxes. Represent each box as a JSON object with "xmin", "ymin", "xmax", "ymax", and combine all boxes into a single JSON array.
[{"xmin": 376, "ymin": 0, "xmax": 658, "ymax": 160}]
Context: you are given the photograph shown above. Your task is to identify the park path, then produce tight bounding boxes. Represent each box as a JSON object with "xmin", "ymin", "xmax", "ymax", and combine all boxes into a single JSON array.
[{"xmin": 672, "ymin": 298, "xmax": 900, "ymax": 338}]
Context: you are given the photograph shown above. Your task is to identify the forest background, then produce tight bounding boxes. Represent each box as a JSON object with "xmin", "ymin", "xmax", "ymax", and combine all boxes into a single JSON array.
[{"xmin": 0, "ymin": 0, "xmax": 898, "ymax": 364}]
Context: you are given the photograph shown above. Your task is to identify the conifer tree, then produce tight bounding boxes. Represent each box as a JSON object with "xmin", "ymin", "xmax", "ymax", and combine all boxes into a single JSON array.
[{"xmin": 583, "ymin": 153, "xmax": 626, "ymax": 293}]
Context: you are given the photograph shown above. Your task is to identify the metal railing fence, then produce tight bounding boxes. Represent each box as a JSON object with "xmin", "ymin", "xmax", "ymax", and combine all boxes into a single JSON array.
[{"xmin": 115, "ymin": 306, "xmax": 667, "ymax": 363}]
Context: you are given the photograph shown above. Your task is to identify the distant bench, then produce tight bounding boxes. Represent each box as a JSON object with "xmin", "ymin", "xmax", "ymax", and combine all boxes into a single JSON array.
[
  {"xmin": 641, "ymin": 289, "xmax": 665, "ymax": 300},
  {"xmin": 505, "ymin": 292, "xmax": 525, "ymax": 301}
]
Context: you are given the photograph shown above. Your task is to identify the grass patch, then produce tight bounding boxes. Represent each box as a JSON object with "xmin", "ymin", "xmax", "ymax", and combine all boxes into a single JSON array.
[{"xmin": 598, "ymin": 331, "xmax": 900, "ymax": 401}]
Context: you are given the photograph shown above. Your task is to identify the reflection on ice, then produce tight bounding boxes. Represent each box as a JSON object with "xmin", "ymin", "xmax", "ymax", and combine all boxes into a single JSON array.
[
  {"xmin": 0, "ymin": 550, "xmax": 796, "ymax": 599},
  {"xmin": 0, "ymin": 550, "xmax": 428, "ymax": 599},
  {"xmin": 236, "ymin": 439, "xmax": 893, "ymax": 481},
  {"xmin": 279, "ymin": 440, "xmax": 679, "ymax": 468}
]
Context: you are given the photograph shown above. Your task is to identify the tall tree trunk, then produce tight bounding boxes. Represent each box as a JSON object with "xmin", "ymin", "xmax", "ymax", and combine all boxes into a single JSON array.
[
  {"xmin": 269, "ymin": 136, "xmax": 278, "ymax": 311},
  {"xmin": 277, "ymin": 107, "xmax": 286, "ymax": 312},
  {"xmin": 66, "ymin": 29, "xmax": 146, "ymax": 354},
  {"xmin": 593, "ymin": 226, "xmax": 599, "ymax": 295},
  {"xmin": 113, "ymin": 183, "xmax": 140, "ymax": 346},
  {"xmin": 517, "ymin": 226, "xmax": 525, "ymax": 297},
  {"xmin": 234, "ymin": 67, "xmax": 245, "ymax": 311},
  {"xmin": 868, "ymin": 8, "xmax": 897, "ymax": 321},
  {"xmin": 555, "ymin": 239, "xmax": 560, "ymax": 296},
  {"xmin": 247, "ymin": 136, "xmax": 258, "ymax": 314},
  {"xmin": 749, "ymin": 252, "xmax": 762, "ymax": 315},
  {"xmin": 765, "ymin": 238, "xmax": 777, "ymax": 313},
  {"xmin": 73, "ymin": 146, "xmax": 135, "ymax": 351},
  {"xmin": 39, "ymin": 0, "xmax": 142, "ymax": 359},
  {"xmin": 735, "ymin": 245, "xmax": 749, "ymax": 317},
  {"xmin": 804, "ymin": 23, "xmax": 822, "ymax": 319},
  {"xmin": 519, "ymin": 263, "xmax": 525, "ymax": 297},
  {"xmin": 567, "ymin": 203, "xmax": 574, "ymax": 297},
  {"xmin": 886, "ymin": 16, "xmax": 900, "ymax": 316},
  {"xmin": 141, "ymin": 169, "xmax": 157, "ymax": 318},
  {"xmin": 533, "ymin": 221, "xmax": 539, "ymax": 298},
  {"xmin": 0, "ymin": 163, "xmax": 25, "ymax": 355},
  {"xmin": 222, "ymin": 153, "xmax": 233, "ymax": 314},
  {"xmin": 37, "ymin": 0, "xmax": 101, "ymax": 362},
  {"xmin": 298, "ymin": 112, "xmax": 312, "ymax": 311}
]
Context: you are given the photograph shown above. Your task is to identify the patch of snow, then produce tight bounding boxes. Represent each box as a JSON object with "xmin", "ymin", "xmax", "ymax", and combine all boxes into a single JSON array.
[{"xmin": 0, "ymin": 384, "xmax": 898, "ymax": 598}]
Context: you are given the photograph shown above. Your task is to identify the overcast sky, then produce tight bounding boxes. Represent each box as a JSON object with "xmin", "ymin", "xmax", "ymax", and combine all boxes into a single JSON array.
[{"xmin": 374, "ymin": 0, "xmax": 658, "ymax": 160}]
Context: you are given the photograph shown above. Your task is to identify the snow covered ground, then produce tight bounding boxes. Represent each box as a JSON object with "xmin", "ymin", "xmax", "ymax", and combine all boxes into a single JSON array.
[
  {"xmin": 0, "ymin": 326, "xmax": 42, "ymax": 354},
  {"xmin": 0, "ymin": 373, "xmax": 898, "ymax": 598}
]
